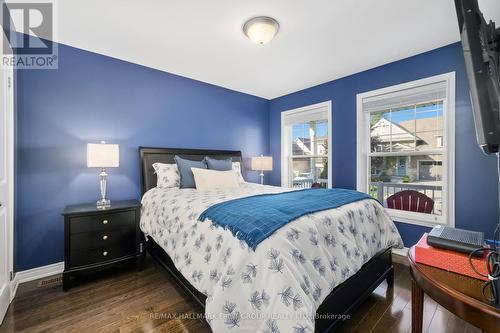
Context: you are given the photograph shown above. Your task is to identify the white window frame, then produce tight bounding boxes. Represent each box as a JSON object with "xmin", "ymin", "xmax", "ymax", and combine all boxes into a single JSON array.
[
  {"xmin": 356, "ymin": 72, "xmax": 455, "ymax": 227},
  {"xmin": 281, "ymin": 101, "xmax": 333, "ymax": 188}
]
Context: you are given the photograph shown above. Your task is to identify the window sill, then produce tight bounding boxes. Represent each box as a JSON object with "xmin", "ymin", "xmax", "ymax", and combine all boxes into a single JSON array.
[{"xmin": 387, "ymin": 208, "xmax": 448, "ymax": 228}]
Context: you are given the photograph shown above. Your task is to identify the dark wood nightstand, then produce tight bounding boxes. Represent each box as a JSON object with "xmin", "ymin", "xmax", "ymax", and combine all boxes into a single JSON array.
[{"xmin": 62, "ymin": 200, "xmax": 143, "ymax": 291}]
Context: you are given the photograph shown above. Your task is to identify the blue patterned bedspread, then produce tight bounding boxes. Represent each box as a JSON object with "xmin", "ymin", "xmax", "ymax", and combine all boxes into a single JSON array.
[{"xmin": 198, "ymin": 188, "xmax": 373, "ymax": 250}]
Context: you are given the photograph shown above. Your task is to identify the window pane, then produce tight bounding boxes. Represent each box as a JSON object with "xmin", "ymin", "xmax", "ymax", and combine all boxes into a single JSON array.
[
  {"xmin": 370, "ymin": 101, "xmax": 444, "ymax": 153},
  {"xmin": 390, "ymin": 107, "xmax": 416, "ymax": 151},
  {"xmin": 292, "ymin": 120, "xmax": 328, "ymax": 156},
  {"xmin": 292, "ymin": 122, "xmax": 308, "ymax": 156},
  {"xmin": 370, "ymin": 111, "xmax": 391, "ymax": 152},
  {"xmin": 415, "ymin": 102, "xmax": 444, "ymax": 150},
  {"xmin": 291, "ymin": 157, "xmax": 328, "ymax": 188},
  {"xmin": 369, "ymin": 155, "xmax": 443, "ymax": 216}
]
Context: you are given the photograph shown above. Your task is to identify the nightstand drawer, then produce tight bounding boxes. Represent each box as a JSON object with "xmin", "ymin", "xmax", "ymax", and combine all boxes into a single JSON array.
[
  {"xmin": 70, "ymin": 227, "xmax": 136, "ymax": 251},
  {"xmin": 70, "ymin": 211, "xmax": 135, "ymax": 234},
  {"xmin": 71, "ymin": 245, "xmax": 136, "ymax": 267}
]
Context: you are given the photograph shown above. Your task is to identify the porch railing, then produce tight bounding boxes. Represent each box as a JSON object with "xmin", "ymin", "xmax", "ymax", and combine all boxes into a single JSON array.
[
  {"xmin": 369, "ymin": 181, "xmax": 442, "ymax": 214},
  {"xmin": 293, "ymin": 178, "xmax": 328, "ymax": 188}
]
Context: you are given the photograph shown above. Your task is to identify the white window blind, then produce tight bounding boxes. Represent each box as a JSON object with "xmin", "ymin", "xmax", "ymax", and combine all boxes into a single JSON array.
[
  {"xmin": 283, "ymin": 105, "xmax": 329, "ymax": 125},
  {"xmin": 361, "ymin": 80, "xmax": 447, "ymax": 113}
]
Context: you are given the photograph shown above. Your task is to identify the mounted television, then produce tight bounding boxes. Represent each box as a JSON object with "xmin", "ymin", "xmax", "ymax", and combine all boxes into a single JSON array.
[{"xmin": 454, "ymin": 0, "xmax": 500, "ymax": 154}]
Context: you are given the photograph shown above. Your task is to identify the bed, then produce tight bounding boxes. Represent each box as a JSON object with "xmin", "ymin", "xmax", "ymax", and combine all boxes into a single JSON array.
[{"xmin": 139, "ymin": 147, "xmax": 403, "ymax": 332}]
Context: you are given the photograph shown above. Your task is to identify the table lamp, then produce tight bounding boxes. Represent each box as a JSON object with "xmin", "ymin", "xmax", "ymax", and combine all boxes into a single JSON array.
[
  {"xmin": 251, "ymin": 155, "xmax": 273, "ymax": 185},
  {"xmin": 87, "ymin": 141, "xmax": 119, "ymax": 209}
]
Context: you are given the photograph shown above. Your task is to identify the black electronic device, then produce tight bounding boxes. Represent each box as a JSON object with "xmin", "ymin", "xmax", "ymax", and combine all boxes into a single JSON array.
[
  {"xmin": 427, "ymin": 225, "xmax": 485, "ymax": 256},
  {"xmin": 454, "ymin": 0, "xmax": 500, "ymax": 154}
]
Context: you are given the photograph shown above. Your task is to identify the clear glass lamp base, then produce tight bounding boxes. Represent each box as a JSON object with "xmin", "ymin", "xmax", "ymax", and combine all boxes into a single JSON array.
[{"xmin": 96, "ymin": 198, "xmax": 111, "ymax": 209}]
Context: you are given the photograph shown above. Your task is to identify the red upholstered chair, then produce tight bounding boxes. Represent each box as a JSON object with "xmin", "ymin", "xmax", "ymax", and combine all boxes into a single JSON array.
[
  {"xmin": 386, "ymin": 190, "xmax": 434, "ymax": 214},
  {"xmin": 311, "ymin": 182, "xmax": 322, "ymax": 188}
]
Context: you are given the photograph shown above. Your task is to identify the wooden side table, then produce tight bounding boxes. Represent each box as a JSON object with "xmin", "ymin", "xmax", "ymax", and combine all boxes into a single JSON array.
[
  {"xmin": 62, "ymin": 200, "xmax": 144, "ymax": 291},
  {"xmin": 408, "ymin": 246, "xmax": 500, "ymax": 333}
]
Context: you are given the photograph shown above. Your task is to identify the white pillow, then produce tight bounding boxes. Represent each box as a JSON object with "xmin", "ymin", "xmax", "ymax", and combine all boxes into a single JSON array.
[
  {"xmin": 191, "ymin": 168, "xmax": 240, "ymax": 190},
  {"xmin": 232, "ymin": 162, "xmax": 245, "ymax": 183},
  {"xmin": 152, "ymin": 163, "xmax": 180, "ymax": 188}
]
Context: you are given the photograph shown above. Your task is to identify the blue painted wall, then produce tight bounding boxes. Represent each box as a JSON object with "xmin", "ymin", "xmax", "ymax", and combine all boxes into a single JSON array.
[
  {"xmin": 16, "ymin": 40, "xmax": 499, "ymax": 270},
  {"xmin": 268, "ymin": 42, "xmax": 499, "ymax": 246},
  {"xmin": 15, "ymin": 43, "xmax": 269, "ymax": 271}
]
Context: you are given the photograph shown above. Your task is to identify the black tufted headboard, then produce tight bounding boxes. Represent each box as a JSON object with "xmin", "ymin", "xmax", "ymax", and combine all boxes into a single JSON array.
[{"xmin": 139, "ymin": 147, "xmax": 243, "ymax": 194}]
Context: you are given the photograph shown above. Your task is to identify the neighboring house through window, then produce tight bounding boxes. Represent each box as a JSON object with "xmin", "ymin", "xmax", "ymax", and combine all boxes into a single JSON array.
[
  {"xmin": 356, "ymin": 73, "xmax": 455, "ymax": 226},
  {"xmin": 281, "ymin": 101, "xmax": 332, "ymax": 189}
]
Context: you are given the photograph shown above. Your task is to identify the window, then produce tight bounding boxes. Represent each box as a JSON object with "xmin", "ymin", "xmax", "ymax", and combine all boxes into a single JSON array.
[
  {"xmin": 436, "ymin": 135, "xmax": 443, "ymax": 148},
  {"xmin": 281, "ymin": 101, "xmax": 332, "ymax": 189},
  {"xmin": 356, "ymin": 73, "xmax": 455, "ymax": 227}
]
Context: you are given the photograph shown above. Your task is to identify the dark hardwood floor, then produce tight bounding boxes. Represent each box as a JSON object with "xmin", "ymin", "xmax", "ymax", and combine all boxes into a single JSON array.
[{"xmin": 0, "ymin": 256, "xmax": 481, "ymax": 333}]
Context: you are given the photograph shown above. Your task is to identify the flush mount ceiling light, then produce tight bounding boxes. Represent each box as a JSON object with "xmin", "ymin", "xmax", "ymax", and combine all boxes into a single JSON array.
[{"xmin": 243, "ymin": 16, "xmax": 279, "ymax": 45}]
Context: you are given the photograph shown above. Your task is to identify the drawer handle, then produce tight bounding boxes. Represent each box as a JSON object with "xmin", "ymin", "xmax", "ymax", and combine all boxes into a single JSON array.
[
  {"xmin": 103, "ymin": 251, "xmax": 108, "ymax": 256},
  {"xmin": 102, "ymin": 235, "xmax": 108, "ymax": 240},
  {"xmin": 102, "ymin": 220, "xmax": 109, "ymax": 225}
]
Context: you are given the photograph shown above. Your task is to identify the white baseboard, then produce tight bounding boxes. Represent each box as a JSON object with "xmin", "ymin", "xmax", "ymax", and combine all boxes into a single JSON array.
[
  {"xmin": 392, "ymin": 247, "xmax": 409, "ymax": 257},
  {"xmin": 392, "ymin": 247, "xmax": 409, "ymax": 266},
  {"xmin": 10, "ymin": 261, "xmax": 64, "ymax": 300}
]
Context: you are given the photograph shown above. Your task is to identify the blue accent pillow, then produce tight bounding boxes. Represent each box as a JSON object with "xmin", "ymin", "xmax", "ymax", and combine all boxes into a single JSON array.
[
  {"xmin": 174, "ymin": 155, "xmax": 207, "ymax": 188},
  {"xmin": 205, "ymin": 156, "xmax": 232, "ymax": 171}
]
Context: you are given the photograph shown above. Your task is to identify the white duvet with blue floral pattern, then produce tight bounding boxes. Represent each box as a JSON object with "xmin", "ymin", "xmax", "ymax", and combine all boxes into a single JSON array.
[{"xmin": 140, "ymin": 183, "xmax": 403, "ymax": 333}]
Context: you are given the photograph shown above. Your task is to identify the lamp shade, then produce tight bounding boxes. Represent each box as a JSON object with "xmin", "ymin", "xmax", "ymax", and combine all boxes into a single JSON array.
[
  {"xmin": 251, "ymin": 156, "xmax": 273, "ymax": 171},
  {"xmin": 87, "ymin": 143, "xmax": 119, "ymax": 168}
]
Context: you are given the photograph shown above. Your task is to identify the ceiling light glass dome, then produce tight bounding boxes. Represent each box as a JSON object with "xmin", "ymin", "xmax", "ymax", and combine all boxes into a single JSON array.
[{"xmin": 243, "ymin": 16, "xmax": 279, "ymax": 45}]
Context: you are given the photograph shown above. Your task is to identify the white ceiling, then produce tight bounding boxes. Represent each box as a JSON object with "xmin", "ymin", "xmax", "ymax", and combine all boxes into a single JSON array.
[{"xmin": 32, "ymin": 1, "xmax": 500, "ymax": 99}]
